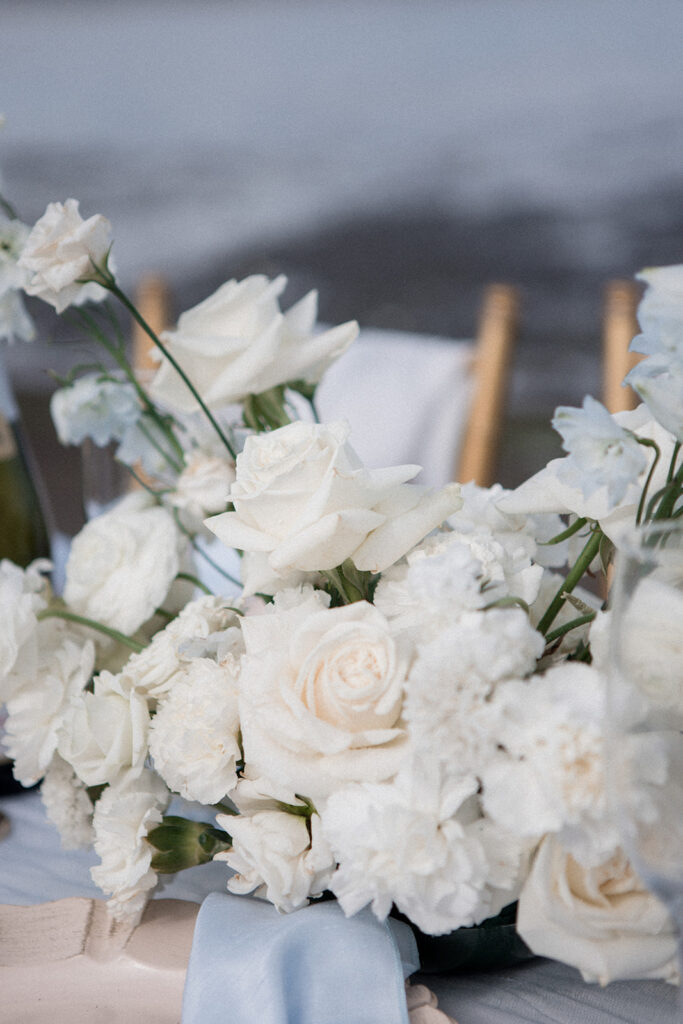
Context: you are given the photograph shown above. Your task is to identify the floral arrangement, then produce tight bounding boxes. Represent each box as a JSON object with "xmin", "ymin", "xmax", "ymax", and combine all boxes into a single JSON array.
[{"xmin": 1, "ymin": 195, "xmax": 681, "ymax": 988}]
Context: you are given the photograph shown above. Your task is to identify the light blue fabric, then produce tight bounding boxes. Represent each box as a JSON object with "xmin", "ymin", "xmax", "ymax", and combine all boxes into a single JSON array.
[{"xmin": 182, "ymin": 892, "xmax": 419, "ymax": 1024}]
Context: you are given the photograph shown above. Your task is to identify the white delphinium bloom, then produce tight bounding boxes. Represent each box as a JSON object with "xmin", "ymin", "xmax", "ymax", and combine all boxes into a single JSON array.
[
  {"xmin": 50, "ymin": 373, "xmax": 140, "ymax": 448},
  {"xmin": 481, "ymin": 662, "xmax": 619, "ymax": 866},
  {"xmin": 149, "ymin": 274, "xmax": 358, "ymax": 412},
  {"xmin": 40, "ymin": 754, "xmax": 94, "ymax": 850},
  {"xmin": 215, "ymin": 784, "xmax": 334, "ymax": 914},
  {"xmin": 626, "ymin": 354, "xmax": 683, "ymax": 442},
  {"xmin": 0, "ymin": 558, "xmax": 50, "ymax": 701},
  {"xmin": 167, "ymin": 450, "xmax": 235, "ymax": 534},
  {"xmin": 18, "ymin": 199, "xmax": 112, "ymax": 313},
  {"xmin": 207, "ymin": 419, "xmax": 462, "ymax": 592},
  {"xmin": 123, "ymin": 596, "xmax": 242, "ymax": 700},
  {"xmin": 633, "ymin": 264, "xmax": 683, "ymax": 357},
  {"xmin": 4, "ymin": 632, "xmax": 95, "ymax": 786},
  {"xmin": 237, "ymin": 585, "xmax": 409, "ymax": 799},
  {"xmin": 90, "ymin": 769, "xmax": 170, "ymax": 922},
  {"xmin": 63, "ymin": 492, "xmax": 187, "ymax": 636},
  {"xmin": 322, "ymin": 769, "xmax": 527, "ymax": 935},
  {"xmin": 552, "ymin": 396, "xmax": 647, "ymax": 508},
  {"xmin": 149, "ymin": 655, "xmax": 242, "ymax": 804},
  {"xmin": 58, "ymin": 670, "xmax": 150, "ymax": 788},
  {"xmin": 517, "ymin": 837, "xmax": 678, "ymax": 985},
  {"xmin": 0, "ymin": 288, "xmax": 35, "ymax": 343},
  {"xmin": 0, "ymin": 214, "xmax": 35, "ymax": 341},
  {"xmin": 403, "ymin": 608, "xmax": 544, "ymax": 775}
]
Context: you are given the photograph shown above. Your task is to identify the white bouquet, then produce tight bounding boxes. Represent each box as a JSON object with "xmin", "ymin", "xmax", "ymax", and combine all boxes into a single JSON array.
[{"xmin": 1, "ymin": 198, "xmax": 681, "ymax": 987}]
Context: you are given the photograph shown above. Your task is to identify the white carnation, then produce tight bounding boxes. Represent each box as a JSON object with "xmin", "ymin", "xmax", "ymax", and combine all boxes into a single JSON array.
[
  {"xmin": 90, "ymin": 769, "xmax": 170, "ymax": 922},
  {"xmin": 149, "ymin": 657, "xmax": 241, "ymax": 803},
  {"xmin": 40, "ymin": 754, "xmax": 94, "ymax": 849}
]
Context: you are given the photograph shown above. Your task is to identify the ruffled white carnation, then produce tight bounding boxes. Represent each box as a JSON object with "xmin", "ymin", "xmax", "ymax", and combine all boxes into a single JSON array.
[
  {"xmin": 40, "ymin": 754, "xmax": 95, "ymax": 849},
  {"xmin": 63, "ymin": 493, "xmax": 186, "ymax": 636},
  {"xmin": 149, "ymin": 657, "xmax": 242, "ymax": 803},
  {"xmin": 90, "ymin": 769, "xmax": 170, "ymax": 922},
  {"xmin": 323, "ymin": 771, "xmax": 526, "ymax": 935},
  {"xmin": 482, "ymin": 662, "xmax": 619, "ymax": 866},
  {"xmin": 237, "ymin": 587, "xmax": 409, "ymax": 798},
  {"xmin": 4, "ymin": 634, "xmax": 95, "ymax": 786},
  {"xmin": 58, "ymin": 670, "xmax": 150, "ymax": 787},
  {"xmin": 50, "ymin": 374, "xmax": 140, "ymax": 447},
  {"xmin": 123, "ymin": 596, "xmax": 243, "ymax": 699},
  {"xmin": 403, "ymin": 609, "xmax": 544, "ymax": 774},
  {"xmin": 517, "ymin": 836, "xmax": 678, "ymax": 985},
  {"xmin": 0, "ymin": 558, "xmax": 50, "ymax": 701}
]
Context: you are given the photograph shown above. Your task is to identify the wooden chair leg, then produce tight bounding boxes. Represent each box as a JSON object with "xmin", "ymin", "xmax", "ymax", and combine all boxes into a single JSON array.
[{"xmin": 602, "ymin": 279, "xmax": 643, "ymax": 414}]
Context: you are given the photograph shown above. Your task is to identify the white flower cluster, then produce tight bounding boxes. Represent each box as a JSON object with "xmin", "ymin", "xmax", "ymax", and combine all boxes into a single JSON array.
[{"xmin": 2, "ymin": 196, "xmax": 680, "ymax": 984}]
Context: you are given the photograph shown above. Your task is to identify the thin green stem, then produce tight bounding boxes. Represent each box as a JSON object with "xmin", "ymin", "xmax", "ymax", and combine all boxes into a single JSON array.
[
  {"xmin": 540, "ymin": 517, "xmax": 588, "ymax": 546},
  {"xmin": 667, "ymin": 441, "xmax": 681, "ymax": 484},
  {"xmin": 175, "ymin": 571, "xmax": 214, "ymax": 596},
  {"xmin": 537, "ymin": 526, "xmax": 603, "ymax": 637},
  {"xmin": 37, "ymin": 608, "xmax": 145, "ymax": 653},
  {"xmin": 636, "ymin": 438, "xmax": 661, "ymax": 526},
  {"xmin": 544, "ymin": 612, "xmax": 597, "ymax": 646}
]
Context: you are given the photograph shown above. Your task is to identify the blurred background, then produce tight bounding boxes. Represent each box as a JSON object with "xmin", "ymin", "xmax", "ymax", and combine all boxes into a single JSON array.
[{"xmin": 2, "ymin": 0, "xmax": 683, "ymax": 534}]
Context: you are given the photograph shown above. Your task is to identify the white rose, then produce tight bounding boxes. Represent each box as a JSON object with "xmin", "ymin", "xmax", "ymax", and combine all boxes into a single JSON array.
[
  {"xmin": 216, "ymin": 807, "xmax": 334, "ymax": 914},
  {"xmin": 63, "ymin": 493, "xmax": 186, "ymax": 635},
  {"xmin": 169, "ymin": 451, "xmax": 235, "ymax": 533},
  {"xmin": 207, "ymin": 420, "xmax": 462, "ymax": 591},
  {"xmin": 238, "ymin": 587, "xmax": 409, "ymax": 798},
  {"xmin": 58, "ymin": 670, "xmax": 150, "ymax": 787},
  {"xmin": 18, "ymin": 199, "xmax": 112, "ymax": 312},
  {"xmin": 148, "ymin": 274, "xmax": 358, "ymax": 411},
  {"xmin": 517, "ymin": 836, "xmax": 678, "ymax": 984}
]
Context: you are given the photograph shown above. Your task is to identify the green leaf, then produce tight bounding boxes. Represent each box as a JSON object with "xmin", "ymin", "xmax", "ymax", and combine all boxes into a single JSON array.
[{"xmin": 147, "ymin": 816, "xmax": 232, "ymax": 874}]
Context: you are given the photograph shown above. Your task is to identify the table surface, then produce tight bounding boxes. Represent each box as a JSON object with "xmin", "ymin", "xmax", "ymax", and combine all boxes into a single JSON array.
[{"xmin": 0, "ymin": 790, "xmax": 679, "ymax": 1024}]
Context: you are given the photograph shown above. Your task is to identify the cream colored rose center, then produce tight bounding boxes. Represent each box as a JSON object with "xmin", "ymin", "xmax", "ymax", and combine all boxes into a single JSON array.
[{"xmin": 295, "ymin": 626, "xmax": 402, "ymax": 732}]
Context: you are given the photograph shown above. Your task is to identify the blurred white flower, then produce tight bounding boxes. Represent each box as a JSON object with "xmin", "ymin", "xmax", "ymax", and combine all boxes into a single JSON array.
[
  {"xmin": 0, "ymin": 214, "xmax": 34, "ymax": 342},
  {"xmin": 114, "ymin": 412, "xmax": 179, "ymax": 478},
  {"xmin": 619, "ymin": 574, "xmax": 683, "ymax": 714},
  {"xmin": 207, "ymin": 419, "xmax": 462, "ymax": 592},
  {"xmin": 149, "ymin": 656, "xmax": 242, "ymax": 804},
  {"xmin": 18, "ymin": 199, "xmax": 112, "ymax": 313},
  {"xmin": 63, "ymin": 493, "xmax": 186, "ymax": 636},
  {"xmin": 634, "ymin": 264, "xmax": 683, "ymax": 358},
  {"xmin": 517, "ymin": 837, "xmax": 678, "ymax": 985},
  {"xmin": 552, "ymin": 396, "xmax": 647, "ymax": 508},
  {"xmin": 625, "ymin": 354, "xmax": 683, "ymax": 442},
  {"xmin": 90, "ymin": 769, "xmax": 170, "ymax": 922},
  {"xmin": 50, "ymin": 373, "xmax": 140, "ymax": 447},
  {"xmin": 0, "ymin": 287, "xmax": 34, "ymax": 343},
  {"xmin": 40, "ymin": 754, "xmax": 95, "ymax": 850},
  {"xmin": 0, "ymin": 558, "xmax": 50, "ymax": 701},
  {"xmin": 168, "ymin": 451, "xmax": 235, "ymax": 533},
  {"xmin": 149, "ymin": 274, "xmax": 358, "ymax": 412},
  {"xmin": 237, "ymin": 586, "xmax": 408, "ymax": 799}
]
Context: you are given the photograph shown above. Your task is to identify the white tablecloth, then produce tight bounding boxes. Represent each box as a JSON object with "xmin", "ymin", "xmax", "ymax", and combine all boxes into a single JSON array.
[{"xmin": 1, "ymin": 791, "xmax": 679, "ymax": 1024}]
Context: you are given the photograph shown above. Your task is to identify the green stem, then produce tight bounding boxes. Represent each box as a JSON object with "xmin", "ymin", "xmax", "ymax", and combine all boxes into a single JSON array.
[
  {"xmin": 175, "ymin": 571, "xmax": 214, "ymax": 596},
  {"xmin": 544, "ymin": 612, "xmax": 597, "ymax": 646},
  {"xmin": 653, "ymin": 462, "xmax": 683, "ymax": 520},
  {"xmin": 37, "ymin": 608, "xmax": 145, "ymax": 653},
  {"xmin": 104, "ymin": 279, "xmax": 237, "ymax": 459},
  {"xmin": 541, "ymin": 517, "xmax": 588, "ymax": 546},
  {"xmin": 667, "ymin": 442, "xmax": 681, "ymax": 484},
  {"xmin": 635, "ymin": 438, "xmax": 660, "ymax": 526},
  {"xmin": 537, "ymin": 526, "xmax": 603, "ymax": 637}
]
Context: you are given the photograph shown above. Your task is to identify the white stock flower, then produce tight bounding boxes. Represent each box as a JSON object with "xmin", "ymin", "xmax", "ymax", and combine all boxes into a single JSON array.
[
  {"xmin": 517, "ymin": 837, "xmax": 678, "ymax": 985},
  {"xmin": 207, "ymin": 420, "xmax": 462, "ymax": 592},
  {"xmin": 0, "ymin": 558, "xmax": 50, "ymax": 701},
  {"xmin": 149, "ymin": 657, "xmax": 242, "ymax": 803},
  {"xmin": 50, "ymin": 374, "xmax": 140, "ymax": 447},
  {"xmin": 64, "ymin": 493, "xmax": 186, "ymax": 635},
  {"xmin": 58, "ymin": 670, "xmax": 150, "ymax": 787},
  {"xmin": 168, "ymin": 451, "xmax": 235, "ymax": 533},
  {"xmin": 4, "ymin": 634, "xmax": 95, "ymax": 786},
  {"xmin": 237, "ymin": 587, "xmax": 409, "ymax": 798},
  {"xmin": 148, "ymin": 274, "xmax": 358, "ymax": 412},
  {"xmin": 216, "ymin": 806, "xmax": 334, "ymax": 914},
  {"xmin": 40, "ymin": 754, "xmax": 95, "ymax": 850},
  {"xmin": 323, "ymin": 771, "xmax": 526, "ymax": 935},
  {"xmin": 18, "ymin": 199, "xmax": 112, "ymax": 312},
  {"xmin": 552, "ymin": 396, "xmax": 648, "ymax": 508},
  {"xmin": 482, "ymin": 662, "xmax": 619, "ymax": 866},
  {"xmin": 90, "ymin": 769, "xmax": 170, "ymax": 922}
]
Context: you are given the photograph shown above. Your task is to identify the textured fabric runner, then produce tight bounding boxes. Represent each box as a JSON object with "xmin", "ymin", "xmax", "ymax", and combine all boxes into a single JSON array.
[{"xmin": 182, "ymin": 891, "xmax": 419, "ymax": 1024}]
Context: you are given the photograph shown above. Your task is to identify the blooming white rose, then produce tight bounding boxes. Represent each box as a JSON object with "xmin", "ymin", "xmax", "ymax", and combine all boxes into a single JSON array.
[
  {"xmin": 58, "ymin": 670, "xmax": 150, "ymax": 787},
  {"xmin": 90, "ymin": 769, "xmax": 170, "ymax": 922},
  {"xmin": 148, "ymin": 274, "xmax": 358, "ymax": 412},
  {"xmin": 517, "ymin": 837, "xmax": 678, "ymax": 985},
  {"xmin": 207, "ymin": 420, "xmax": 462, "ymax": 592},
  {"xmin": 0, "ymin": 558, "xmax": 50, "ymax": 701},
  {"xmin": 63, "ymin": 493, "xmax": 187, "ymax": 635},
  {"xmin": 50, "ymin": 374, "xmax": 140, "ymax": 447},
  {"xmin": 216, "ymin": 805, "xmax": 334, "ymax": 914},
  {"xmin": 237, "ymin": 587, "xmax": 409, "ymax": 798},
  {"xmin": 149, "ymin": 656, "xmax": 242, "ymax": 803},
  {"xmin": 168, "ymin": 451, "xmax": 235, "ymax": 533},
  {"xmin": 18, "ymin": 199, "xmax": 112, "ymax": 312},
  {"xmin": 40, "ymin": 754, "xmax": 95, "ymax": 850}
]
